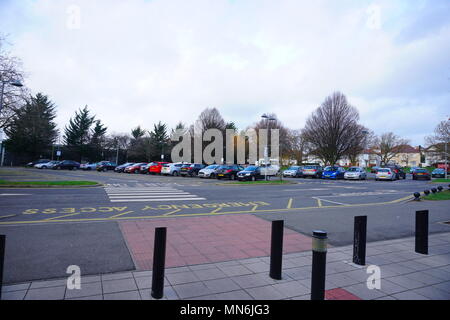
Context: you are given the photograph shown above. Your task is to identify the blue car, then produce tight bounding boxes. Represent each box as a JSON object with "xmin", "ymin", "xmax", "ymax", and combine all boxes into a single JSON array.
[{"xmin": 321, "ymin": 166, "xmax": 346, "ymax": 179}]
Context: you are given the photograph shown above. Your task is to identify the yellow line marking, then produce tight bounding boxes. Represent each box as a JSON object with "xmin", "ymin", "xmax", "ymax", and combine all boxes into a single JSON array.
[
  {"xmin": 162, "ymin": 209, "xmax": 181, "ymax": 216},
  {"xmin": 0, "ymin": 194, "xmax": 416, "ymax": 225},
  {"xmin": 44, "ymin": 212, "xmax": 81, "ymax": 221},
  {"xmin": 210, "ymin": 207, "xmax": 222, "ymax": 214},
  {"xmin": 287, "ymin": 198, "xmax": 293, "ymax": 209},
  {"xmin": 251, "ymin": 205, "xmax": 259, "ymax": 211},
  {"xmin": 316, "ymin": 198, "xmax": 323, "ymax": 207},
  {"xmin": 0, "ymin": 214, "xmax": 16, "ymax": 219},
  {"xmin": 109, "ymin": 211, "xmax": 134, "ymax": 219}
]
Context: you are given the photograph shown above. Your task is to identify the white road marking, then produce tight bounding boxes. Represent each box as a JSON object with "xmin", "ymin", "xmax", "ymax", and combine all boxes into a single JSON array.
[{"xmin": 103, "ymin": 184, "xmax": 205, "ymax": 202}]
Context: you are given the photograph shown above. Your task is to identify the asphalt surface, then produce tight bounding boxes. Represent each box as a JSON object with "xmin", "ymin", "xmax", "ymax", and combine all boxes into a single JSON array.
[{"xmin": 0, "ymin": 167, "xmax": 449, "ymax": 284}]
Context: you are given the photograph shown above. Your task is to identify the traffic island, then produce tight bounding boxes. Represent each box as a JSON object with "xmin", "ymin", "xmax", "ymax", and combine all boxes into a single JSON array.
[{"xmin": 0, "ymin": 180, "xmax": 102, "ymax": 188}]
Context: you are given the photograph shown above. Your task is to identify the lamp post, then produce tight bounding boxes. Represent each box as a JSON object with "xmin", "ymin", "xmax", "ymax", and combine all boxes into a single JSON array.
[
  {"xmin": 0, "ymin": 79, "xmax": 23, "ymax": 167},
  {"xmin": 261, "ymin": 114, "xmax": 276, "ymax": 181}
]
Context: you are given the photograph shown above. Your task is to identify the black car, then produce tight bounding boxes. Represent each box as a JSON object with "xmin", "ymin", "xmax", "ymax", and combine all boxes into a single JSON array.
[
  {"xmin": 216, "ymin": 164, "xmax": 245, "ymax": 180},
  {"xmin": 96, "ymin": 161, "xmax": 117, "ymax": 172},
  {"xmin": 237, "ymin": 166, "xmax": 263, "ymax": 181},
  {"xmin": 180, "ymin": 163, "xmax": 205, "ymax": 177},
  {"xmin": 52, "ymin": 160, "xmax": 80, "ymax": 170},
  {"xmin": 26, "ymin": 159, "xmax": 51, "ymax": 167},
  {"xmin": 387, "ymin": 165, "xmax": 406, "ymax": 179}
]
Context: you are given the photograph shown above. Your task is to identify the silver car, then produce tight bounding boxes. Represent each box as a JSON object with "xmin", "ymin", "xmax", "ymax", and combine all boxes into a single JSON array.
[
  {"xmin": 375, "ymin": 168, "xmax": 396, "ymax": 181},
  {"xmin": 161, "ymin": 162, "xmax": 184, "ymax": 176},
  {"xmin": 344, "ymin": 167, "xmax": 367, "ymax": 180},
  {"xmin": 198, "ymin": 165, "xmax": 220, "ymax": 178}
]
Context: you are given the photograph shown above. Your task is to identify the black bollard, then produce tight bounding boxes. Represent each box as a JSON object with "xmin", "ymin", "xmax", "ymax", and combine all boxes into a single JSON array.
[
  {"xmin": 415, "ymin": 210, "xmax": 428, "ymax": 255},
  {"xmin": 311, "ymin": 230, "xmax": 327, "ymax": 300},
  {"xmin": 269, "ymin": 220, "xmax": 284, "ymax": 280},
  {"xmin": 0, "ymin": 235, "xmax": 5, "ymax": 300},
  {"xmin": 353, "ymin": 216, "xmax": 367, "ymax": 265},
  {"xmin": 151, "ymin": 227, "xmax": 167, "ymax": 299}
]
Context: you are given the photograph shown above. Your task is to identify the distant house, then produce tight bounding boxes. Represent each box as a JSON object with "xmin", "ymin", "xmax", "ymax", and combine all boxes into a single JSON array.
[{"xmin": 388, "ymin": 145, "xmax": 421, "ymax": 167}]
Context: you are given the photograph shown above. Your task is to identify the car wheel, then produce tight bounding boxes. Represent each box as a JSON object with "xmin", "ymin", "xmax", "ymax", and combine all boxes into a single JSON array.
[{"xmin": 251, "ymin": 176, "xmax": 256, "ymax": 181}]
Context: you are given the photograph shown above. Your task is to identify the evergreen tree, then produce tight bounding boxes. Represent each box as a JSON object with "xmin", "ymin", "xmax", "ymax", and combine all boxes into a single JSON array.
[
  {"xmin": 149, "ymin": 121, "xmax": 169, "ymax": 160},
  {"xmin": 64, "ymin": 106, "xmax": 95, "ymax": 162},
  {"xmin": 4, "ymin": 93, "xmax": 58, "ymax": 162},
  {"xmin": 89, "ymin": 120, "xmax": 108, "ymax": 161}
]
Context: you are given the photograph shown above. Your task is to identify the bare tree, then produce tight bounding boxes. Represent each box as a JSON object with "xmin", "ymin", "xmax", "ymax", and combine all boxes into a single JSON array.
[
  {"xmin": 195, "ymin": 107, "xmax": 226, "ymax": 133},
  {"xmin": 345, "ymin": 127, "xmax": 374, "ymax": 165},
  {"xmin": 284, "ymin": 129, "xmax": 306, "ymax": 164},
  {"xmin": 425, "ymin": 119, "xmax": 450, "ymax": 163},
  {"xmin": 302, "ymin": 92, "xmax": 366, "ymax": 165},
  {"xmin": 0, "ymin": 36, "xmax": 28, "ymax": 128},
  {"xmin": 372, "ymin": 132, "xmax": 410, "ymax": 165},
  {"xmin": 251, "ymin": 113, "xmax": 290, "ymax": 160}
]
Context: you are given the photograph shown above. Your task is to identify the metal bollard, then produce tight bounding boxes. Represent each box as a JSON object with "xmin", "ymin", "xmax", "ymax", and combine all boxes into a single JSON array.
[
  {"xmin": 353, "ymin": 216, "xmax": 367, "ymax": 266},
  {"xmin": 415, "ymin": 210, "xmax": 428, "ymax": 255},
  {"xmin": 0, "ymin": 235, "xmax": 5, "ymax": 300},
  {"xmin": 310, "ymin": 230, "xmax": 327, "ymax": 300},
  {"xmin": 269, "ymin": 220, "xmax": 284, "ymax": 280},
  {"xmin": 151, "ymin": 227, "xmax": 167, "ymax": 299}
]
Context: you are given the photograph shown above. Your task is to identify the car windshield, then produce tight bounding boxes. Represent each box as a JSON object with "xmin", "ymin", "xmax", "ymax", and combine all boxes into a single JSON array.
[
  {"xmin": 416, "ymin": 169, "xmax": 428, "ymax": 173},
  {"xmin": 304, "ymin": 166, "xmax": 318, "ymax": 169},
  {"xmin": 378, "ymin": 169, "xmax": 390, "ymax": 173},
  {"xmin": 324, "ymin": 167, "xmax": 338, "ymax": 171},
  {"xmin": 347, "ymin": 167, "xmax": 360, "ymax": 172},
  {"xmin": 434, "ymin": 169, "xmax": 444, "ymax": 172},
  {"xmin": 288, "ymin": 166, "xmax": 299, "ymax": 170},
  {"xmin": 205, "ymin": 165, "xmax": 219, "ymax": 169},
  {"xmin": 244, "ymin": 166, "xmax": 259, "ymax": 171}
]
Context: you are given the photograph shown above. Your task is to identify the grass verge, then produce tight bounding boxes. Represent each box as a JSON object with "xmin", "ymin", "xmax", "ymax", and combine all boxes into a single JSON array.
[
  {"xmin": 431, "ymin": 178, "xmax": 450, "ymax": 183},
  {"xmin": 0, "ymin": 180, "xmax": 99, "ymax": 187},
  {"xmin": 424, "ymin": 190, "xmax": 450, "ymax": 201},
  {"xmin": 222, "ymin": 180, "xmax": 295, "ymax": 185}
]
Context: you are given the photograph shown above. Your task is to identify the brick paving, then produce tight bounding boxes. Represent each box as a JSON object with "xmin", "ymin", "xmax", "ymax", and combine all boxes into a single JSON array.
[
  {"xmin": 2, "ymin": 232, "xmax": 449, "ymax": 300},
  {"xmin": 119, "ymin": 214, "xmax": 312, "ymax": 270}
]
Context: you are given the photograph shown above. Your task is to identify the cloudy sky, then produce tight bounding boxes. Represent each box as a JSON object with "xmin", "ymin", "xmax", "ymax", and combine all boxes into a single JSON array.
[{"xmin": 1, "ymin": 0, "xmax": 449, "ymax": 146}]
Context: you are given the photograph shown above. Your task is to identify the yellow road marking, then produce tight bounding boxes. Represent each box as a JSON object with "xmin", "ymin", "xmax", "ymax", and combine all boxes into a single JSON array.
[
  {"xmin": 316, "ymin": 198, "xmax": 323, "ymax": 207},
  {"xmin": 0, "ymin": 214, "xmax": 16, "ymax": 219},
  {"xmin": 0, "ymin": 194, "xmax": 417, "ymax": 225},
  {"xmin": 109, "ymin": 211, "xmax": 134, "ymax": 219},
  {"xmin": 44, "ymin": 212, "xmax": 81, "ymax": 221},
  {"xmin": 287, "ymin": 198, "xmax": 293, "ymax": 209},
  {"xmin": 210, "ymin": 207, "xmax": 222, "ymax": 214},
  {"xmin": 162, "ymin": 209, "xmax": 182, "ymax": 216}
]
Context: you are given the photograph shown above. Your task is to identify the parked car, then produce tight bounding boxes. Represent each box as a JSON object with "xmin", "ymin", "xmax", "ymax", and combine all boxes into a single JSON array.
[
  {"xmin": 34, "ymin": 160, "xmax": 60, "ymax": 169},
  {"xmin": 198, "ymin": 165, "xmax": 221, "ymax": 179},
  {"xmin": 302, "ymin": 165, "xmax": 323, "ymax": 178},
  {"xmin": 370, "ymin": 166, "xmax": 380, "ymax": 173},
  {"xmin": 410, "ymin": 167, "xmax": 420, "ymax": 174},
  {"xmin": 114, "ymin": 163, "xmax": 134, "ymax": 173},
  {"xmin": 96, "ymin": 161, "xmax": 116, "ymax": 172},
  {"xmin": 161, "ymin": 163, "xmax": 185, "ymax": 176},
  {"xmin": 27, "ymin": 159, "xmax": 51, "ymax": 167},
  {"xmin": 149, "ymin": 162, "xmax": 170, "ymax": 175},
  {"xmin": 344, "ymin": 167, "xmax": 367, "ymax": 180},
  {"xmin": 216, "ymin": 164, "xmax": 245, "ymax": 180},
  {"xmin": 258, "ymin": 159, "xmax": 280, "ymax": 177},
  {"xmin": 180, "ymin": 163, "xmax": 205, "ymax": 177},
  {"xmin": 282, "ymin": 166, "xmax": 303, "ymax": 178},
  {"xmin": 387, "ymin": 165, "xmax": 406, "ymax": 179},
  {"xmin": 322, "ymin": 166, "xmax": 346, "ymax": 179},
  {"xmin": 80, "ymin": 162, "xmax": 98, "ymax": 171},
  {"xmin": 125, "ymin": 163, "xmax": 147, "ymax": 173},
  {"xmin": 412, "ymin": 168, "xmax": 431, "ymax": 180},
  {"xmin": 375, "ymin": 168, "xmax": 396, "ymax": 181},
  {"xmin": 139, "ymin": 163, "xmax": 152, "ymax": 174},
  {"xmin": 431, "ymin": 168, "xmax": 446, "ymax": 178},
  {"xmin": 52, "ymin": 160, "xmax": 80, "ymax": 170},
  {"xmin": 237, "ymin": 166, "xmax": 264, "ymax": 181}
]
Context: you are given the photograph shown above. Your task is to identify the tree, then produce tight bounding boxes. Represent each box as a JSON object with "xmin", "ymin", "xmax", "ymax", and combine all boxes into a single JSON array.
[
  {"xmin": 252, "ymin": 113, "xmax": 290, "ymax": 161},
  {"xmin": 345, "ymin": 127, "xmax": 374, "ymax": 165},
  {"xmin": 373, "ymin": 132, "xmax": 410, "ymax": 165},
  {"xmin": 4, "ymin": 93, "xmax": 58, "ymax": 162},
  {"xmin": 425, "ymin": 119, "xmax": 450, "ymax": 164},
  {"xmin": 131, "ymin": 126, "xmax": 146, "ymax": 140},
  {"xmin": 302, "ymin": 92, "xmax": 366, "ymax": 165},
  {"xmin": 0, "ymin": 36, "xmax": 28, "ymax": 129},
  {"xmin": 89, "ymin": 120, "xmax": 108, "ymax": 161},
  {"xmin": 195, "ymin": 107, "xmax": 226, "ymax": 133},
  {"xmin": 149, "ymin": 121, "xmax": 169, "ymax": 161},
  {"xmin": 64, "ymin": 106, "xmax": 96, "ymax": 162}
]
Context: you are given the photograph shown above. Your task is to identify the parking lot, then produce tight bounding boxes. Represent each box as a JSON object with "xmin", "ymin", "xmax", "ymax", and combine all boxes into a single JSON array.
[{"xmin": 0, "ymin": 167, "xmax": 449, "ymax": 284}]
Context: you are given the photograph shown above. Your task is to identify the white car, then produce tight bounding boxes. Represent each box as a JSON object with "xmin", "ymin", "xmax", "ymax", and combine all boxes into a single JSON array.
[
  {"xmin": 161, "ymin": 162, "xmax": 184, "ymax": 176},
  {"xmin": 34, "ymin": 160, "xmax": 60, "ymax": 169},
  {"xmin": 344, "ymin": 167, "xmax": 367, "ymax": 180},
  {"xmin": 198, "ymin": 165, "xmax": 220, "ymax": 178},
  {"xmin": 375, "ymin": 168, "xmax": 396, "ymax": 181}
]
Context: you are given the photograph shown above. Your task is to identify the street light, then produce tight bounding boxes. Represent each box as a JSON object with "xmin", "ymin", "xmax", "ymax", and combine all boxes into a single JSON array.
[
  {"xmin": 0, "ymin": 79, "xmax": 23, "ymax": 166},
  {"xmin": 261, "ymin": 114, "xmax": 276, "ymax": 181}
]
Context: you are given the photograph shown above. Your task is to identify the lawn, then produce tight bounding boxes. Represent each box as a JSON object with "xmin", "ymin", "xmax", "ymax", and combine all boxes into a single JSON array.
[
  {"xmin": 424, "ymin": 190, "xmax": 450, "ymax": 201},
  {"xmin": 0, "ymin": 180, "xmax": 99, "ymax": 186},
  {"xmin": 431, "ymin": 178, "xmax": 450, "ymax": 183},
  {"xmin": 225, "ymin": 180, "xmax": 294, "ymax": 185}
]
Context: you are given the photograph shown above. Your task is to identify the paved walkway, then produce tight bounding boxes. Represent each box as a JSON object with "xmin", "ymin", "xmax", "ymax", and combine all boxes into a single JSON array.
[{"xmin": 2, "ymin": 232, "xmax": 449, "ymax": 300}]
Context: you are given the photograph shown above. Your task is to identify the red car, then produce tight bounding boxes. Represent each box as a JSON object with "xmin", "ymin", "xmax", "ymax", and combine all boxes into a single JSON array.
[
  {"xmin": 148, "ymin": 162, "xmax": 170, "ymax": 174},
  {"xmin": 125, "ymin": 163, "xmax": 147, "ymax": 173}
]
